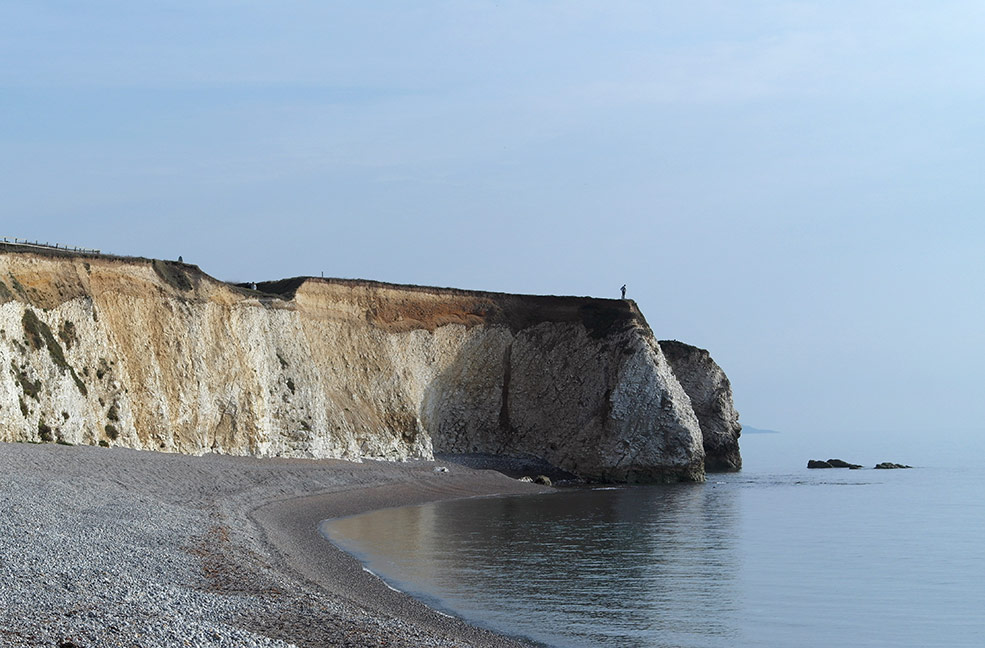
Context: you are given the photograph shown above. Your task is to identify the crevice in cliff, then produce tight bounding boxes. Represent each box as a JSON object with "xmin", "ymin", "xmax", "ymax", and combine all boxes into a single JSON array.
[
  {"xmin": 499, "ymin": 342, "xmax": 512, "ymax": 432},
  {"xmin": 605, "ymin": 386, "xmax": 615, "ymax": 420},
  {"xmin": 659, "ymin": 339, "xmax": 742, "ymax": 472}
]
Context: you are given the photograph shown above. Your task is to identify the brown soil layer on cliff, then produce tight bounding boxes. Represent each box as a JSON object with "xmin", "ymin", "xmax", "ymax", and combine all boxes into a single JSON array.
[
  {"xmin": 289, "ymin": 276, "xmax": 643, "ymax": 336},
  {"xmin": 0, "ymin": 242, "xmax": 202, "ymax": 273},
  {"xmin": 0, "ymin": 442, "xmax": 548, "ymax": 647},
  {"xmin": 2, "ymin": 246, "xmax": 642, "ymax": 337},
  {"xmin": 0, "ymin": 245, "xmax": 212, "ymax": 308},
  {"xmin": 365, "ymin": 292, "xmax": 640, "ymax": 337}
]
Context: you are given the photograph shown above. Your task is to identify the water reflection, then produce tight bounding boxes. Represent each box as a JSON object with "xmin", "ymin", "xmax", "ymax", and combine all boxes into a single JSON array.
[{"xmin": 323, "ymin": 482, "xmax": 742, "ymax": 648}]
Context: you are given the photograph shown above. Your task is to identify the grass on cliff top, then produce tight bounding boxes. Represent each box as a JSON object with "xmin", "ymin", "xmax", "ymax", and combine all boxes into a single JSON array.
[
  {"xmin": 152, "ymin": 259, "xmax": 193, "ymax": 292},
  {"xmin": 253, "ymin": 277, "xmax": 308, "ymax": 298}
]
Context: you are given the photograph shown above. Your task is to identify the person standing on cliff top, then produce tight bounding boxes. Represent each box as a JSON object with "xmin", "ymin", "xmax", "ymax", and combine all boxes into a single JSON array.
[{"xmin": 621, "ymin": 284, "xmax": 627, "ymax": 299}]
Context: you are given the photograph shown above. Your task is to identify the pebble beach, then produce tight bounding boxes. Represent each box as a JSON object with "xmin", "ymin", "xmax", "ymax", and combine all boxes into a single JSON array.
[{"xmin": 0, "ymin": 443, "xmax": 549, "ymax": 647}]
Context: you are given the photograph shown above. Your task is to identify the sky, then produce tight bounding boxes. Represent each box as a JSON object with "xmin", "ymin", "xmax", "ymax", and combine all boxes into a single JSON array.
[{"xmin": 2, "ymin": 1, "xmax": 983, "ymax": 458}]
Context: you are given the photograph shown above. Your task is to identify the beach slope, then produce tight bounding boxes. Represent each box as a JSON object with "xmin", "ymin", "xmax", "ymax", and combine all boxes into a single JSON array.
[{"xmin": 0, "ymin": 442, "xmax": 549, "ymax": 647}]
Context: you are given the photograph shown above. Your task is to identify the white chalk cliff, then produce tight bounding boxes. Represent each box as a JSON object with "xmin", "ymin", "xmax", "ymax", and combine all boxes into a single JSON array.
[
  {"xmin": 0, "ymin": 247, "xmax": 740, "ymax": 482},
  {"xmin": 659, "ymin": 339, "xmax": 742, "ymax": 472}
]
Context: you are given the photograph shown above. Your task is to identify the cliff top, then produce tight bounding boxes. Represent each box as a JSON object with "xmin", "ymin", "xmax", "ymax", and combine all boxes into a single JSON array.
[{"xmin": 0, "ymin": 245, "xmax": 645, "ymax": 338}]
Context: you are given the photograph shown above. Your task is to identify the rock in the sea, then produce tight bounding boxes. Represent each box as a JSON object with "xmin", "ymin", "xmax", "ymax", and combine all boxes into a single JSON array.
[
  {"xmin": 659, "ymin": 340, "xmax": 742, "ymax": 472},
  {"xmin": 826, "ymin": 459, "xmax": 863, "ymax": 469},
  {"xmin": 874, "ymin": 462, "xmax": 912, "ymax": 469},
  {"xmin": 808, "ymin": 460, "xmax": 833, "ymax": 469}
]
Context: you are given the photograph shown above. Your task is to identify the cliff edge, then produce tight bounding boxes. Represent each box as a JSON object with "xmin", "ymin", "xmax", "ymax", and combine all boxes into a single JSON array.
[{"xmin": 0, "ymin": 247, "xmax": 739, "ymax": 482}]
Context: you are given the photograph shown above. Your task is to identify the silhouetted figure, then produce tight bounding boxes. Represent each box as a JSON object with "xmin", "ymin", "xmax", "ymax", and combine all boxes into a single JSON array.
[
  {"xmin": 620, "ymin": 284, "xmax": 626, "ymax": 299},
  {"xmin": 178, "ymin": 256, "xmax": 183, "ymax": 263}
]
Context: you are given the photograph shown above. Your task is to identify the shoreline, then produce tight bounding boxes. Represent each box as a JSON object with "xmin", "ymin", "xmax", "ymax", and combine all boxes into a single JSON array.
[
  {"xmin": 249, "ymin": 465, "xmax": 553, "ymax": 647},
  {"xmin": 0, "ymin": 442, "xmax": 550, "ymax": 647}
]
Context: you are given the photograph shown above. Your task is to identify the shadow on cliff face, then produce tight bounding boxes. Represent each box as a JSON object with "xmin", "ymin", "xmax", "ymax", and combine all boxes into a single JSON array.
[
  {"xmin": 419, "ymin": 328, "xmax": 514, "ymax": 458},
  {"xmin": 419, "ymin": 321, "xmax": 703, "ymax": 483}
]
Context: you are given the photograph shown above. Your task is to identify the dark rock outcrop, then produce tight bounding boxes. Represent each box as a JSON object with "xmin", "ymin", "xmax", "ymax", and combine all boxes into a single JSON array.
[
  {"xmin": 874, "ymin": 462, "xmax": 912, "ymax": 469},
  {"xmin": 659, "ymin": 340, "xmax": 741, "ymax": 472},
  {"xmin": 809, "ymin": 459, "xmax": 864, "ymax": 469}
]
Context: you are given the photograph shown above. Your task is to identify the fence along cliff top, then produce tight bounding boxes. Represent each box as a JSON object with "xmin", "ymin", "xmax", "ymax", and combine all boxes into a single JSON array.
[{"xmin": 2, "ymin": 237, "xmax": 100, "ymax": 256}]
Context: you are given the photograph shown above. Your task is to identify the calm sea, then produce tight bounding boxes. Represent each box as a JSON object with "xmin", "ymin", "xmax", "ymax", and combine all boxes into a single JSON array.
[{"xmin": 321, "ymin": 434, "xmax": 985, "ymax": 648}]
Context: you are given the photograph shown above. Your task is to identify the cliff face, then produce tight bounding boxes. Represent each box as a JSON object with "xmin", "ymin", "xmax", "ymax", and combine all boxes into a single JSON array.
[
  {"xmin": 0, "ymin": 248, "xmax": 737, "ymax": 482},
  {"xmin": 659, "ymin": 340, "xmax": 742, "ymax": 472}
]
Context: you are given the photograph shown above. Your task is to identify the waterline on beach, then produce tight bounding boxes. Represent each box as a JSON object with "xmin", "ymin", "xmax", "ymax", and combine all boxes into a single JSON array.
[{"xmin": 322, "ymin": 464, "xmax": 985, "ymax": 648}]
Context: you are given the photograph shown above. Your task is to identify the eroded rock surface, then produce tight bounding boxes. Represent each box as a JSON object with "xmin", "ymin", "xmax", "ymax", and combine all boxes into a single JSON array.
[
  {"xmin": 0, "ymin": 247, "xmax": 737, "ymax": 482},
  {"xmin": 659, "ymin": 340, "xmax": 742, "ymax": 472}
]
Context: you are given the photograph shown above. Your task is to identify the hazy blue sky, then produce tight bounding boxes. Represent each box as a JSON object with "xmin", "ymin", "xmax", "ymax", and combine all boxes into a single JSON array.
[{"xmin": 2, "ymin": 2, "xmax": 983, "ymax": 457}]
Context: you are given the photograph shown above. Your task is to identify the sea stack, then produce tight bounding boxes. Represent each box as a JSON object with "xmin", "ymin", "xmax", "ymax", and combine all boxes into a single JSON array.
[{"xmin": 658, "ymin": 340, "xmax": 743, "ymax": 472}]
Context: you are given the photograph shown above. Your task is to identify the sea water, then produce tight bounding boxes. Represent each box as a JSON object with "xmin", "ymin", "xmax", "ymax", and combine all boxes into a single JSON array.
[{"xmin": 321, "ymin": 434, "xmax": 985, "ymax": 648}]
